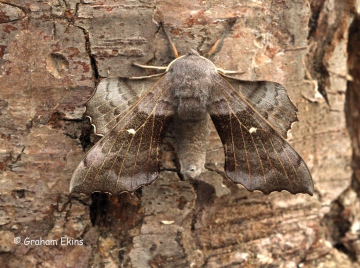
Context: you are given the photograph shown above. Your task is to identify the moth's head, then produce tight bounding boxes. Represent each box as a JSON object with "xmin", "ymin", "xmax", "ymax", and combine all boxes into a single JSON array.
[
  {"xmin": 186, "ymin": 49, "xmax": 200, "ymax": 57},
  {"xmin": 166, "ymin": 49, "xmax": 216, "ymax": 73}
]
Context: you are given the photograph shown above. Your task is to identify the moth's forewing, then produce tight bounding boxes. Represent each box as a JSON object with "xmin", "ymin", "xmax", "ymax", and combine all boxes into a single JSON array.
[
  {"xmin": 208, "ymin": 74, "xmax": 314, "ymax": 195},
  {"xmin": 70, "ymin": 76, "xmax": 175, "ymax": 195},
  {"xmin": 86, "ymin": 78, "xmax": 162, "ymax": 135}
]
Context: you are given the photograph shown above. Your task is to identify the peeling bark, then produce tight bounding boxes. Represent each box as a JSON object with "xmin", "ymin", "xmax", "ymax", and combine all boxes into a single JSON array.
[{"xmin": 0, "ymin": 0, "xmax": 357, "ymax": 267}]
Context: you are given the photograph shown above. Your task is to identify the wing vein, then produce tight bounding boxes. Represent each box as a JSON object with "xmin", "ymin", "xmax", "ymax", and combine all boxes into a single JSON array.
[
  {"xmin": 274, "ymin": 135, "xmax": 302, "ymax": 183},
  {"xmin": 81, "ymin": 138, "xmax": 110, "ymax": 184},
  {"xmin": 220, "ymin": 86, "xmax": 252, "ymax": 181},
  {"xmin": 130, "ymin": 123, "xmax": 147, "ymax": 188},
  {"xmin": 116, "ymin": 88, "xmax": 167, "ymax": 188},
  {"xmin": 93, "ymin": 76, "xmax": 166, "ymax": 132}
]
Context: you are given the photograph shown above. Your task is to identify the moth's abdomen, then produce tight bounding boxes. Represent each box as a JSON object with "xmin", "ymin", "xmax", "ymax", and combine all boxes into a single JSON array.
[{"xmin": 173, "ymin": 115, "xmax": 209, "ymax": 179}]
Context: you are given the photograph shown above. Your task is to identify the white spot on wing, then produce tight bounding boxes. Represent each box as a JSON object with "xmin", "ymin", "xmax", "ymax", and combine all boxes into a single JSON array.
[
  {"xmin": 161, "ymin": 220, "xmax": 175, "ymax": 225},
  {"xmin": 127, "ymin": 128, "xmax": 136, "ymax": 135},
  {"xmin": 249, "ymin": 127, "xmax": 257, "ymax": 134}
]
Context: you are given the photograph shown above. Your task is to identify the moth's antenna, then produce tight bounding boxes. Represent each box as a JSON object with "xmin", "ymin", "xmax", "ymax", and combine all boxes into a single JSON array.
[
  {"xmin": 160, "ymin": 22, "xmax": 179, "ymax": 58},
  {"xmin": 208, "ymin": 17, "xmax": 238, "ymax": 57}
]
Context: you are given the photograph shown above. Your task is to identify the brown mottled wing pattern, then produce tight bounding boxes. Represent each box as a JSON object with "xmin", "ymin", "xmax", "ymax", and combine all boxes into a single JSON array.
[
  {"xmin": 227, "ymin": 79, "xmax": 298, "ymax": 138},
  {"xmin": 208, "ymin": 75, "xmax": 314, "ymax": 195},
  {"xmin": 86, "ymin": 78, "xmax": 158, "ymax": 135},
  {"xmin": 70, "ymin": 76, "xmax": 175, "ymax": 195}
]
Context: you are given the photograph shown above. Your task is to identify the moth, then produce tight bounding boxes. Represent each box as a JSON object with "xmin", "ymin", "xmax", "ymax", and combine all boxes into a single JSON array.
[{"xmin": 70, "ymin": 27, "xmax": 314, "ymax": 196}]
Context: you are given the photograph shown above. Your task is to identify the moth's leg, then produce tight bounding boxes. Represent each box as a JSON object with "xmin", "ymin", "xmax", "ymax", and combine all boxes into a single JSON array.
[
  {"xmin": 131, "ymin": 63, "xmax": 167, "ymax": 79},
  {"xmin": 217, "ymin": 68, "xmax": 244, "ymax": 75},
  {"xmin": 160, "ymin": 22, "xmax": 179, "ymax": 58},
  {"xmin": 216, "ymin": 68, "xmax": 245, "ymax": 78},
  {"xmin": 132, "ymin": 63, "xmax": 167, "ymax": 70},
  {"xmin": 127, "ymin": 72, "xmax": 166, "ymax": 80}
]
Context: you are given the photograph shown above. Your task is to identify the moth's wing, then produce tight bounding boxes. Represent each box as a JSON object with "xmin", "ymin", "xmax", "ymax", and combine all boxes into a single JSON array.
[
  {"xmin": 207, "ymin": 75, "xmax": 313, "ymax": 195},
  {"xmin": 70, "ymin": 75, "xmax": 175, "ymax": 195},
  {"xmin": 226, "ymin": 78, "xmax": 298, "ymax": 137},
  {"xmin": 86, "ymin": 78, "xmax": 157, "ymax": 135}
]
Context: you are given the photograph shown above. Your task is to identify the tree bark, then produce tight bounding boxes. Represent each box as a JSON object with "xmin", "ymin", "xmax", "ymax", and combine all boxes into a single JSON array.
[{"xmin": 0, "ymin": 0, "xmax": 358, "ymax": 267}]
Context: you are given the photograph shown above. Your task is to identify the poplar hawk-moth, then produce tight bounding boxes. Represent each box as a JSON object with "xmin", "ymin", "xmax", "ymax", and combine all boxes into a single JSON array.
[{"xmin": 70, "ymin": 30, "xmax": 313, "ymax": 196}]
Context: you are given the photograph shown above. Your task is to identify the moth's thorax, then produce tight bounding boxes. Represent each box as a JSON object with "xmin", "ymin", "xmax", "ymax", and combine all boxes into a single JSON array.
[{"xmin": 167, "ymin": 50, "xmax": 217, "ymax": 120}]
